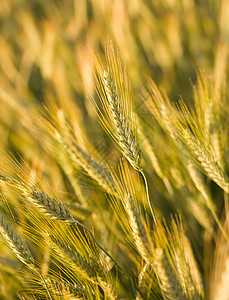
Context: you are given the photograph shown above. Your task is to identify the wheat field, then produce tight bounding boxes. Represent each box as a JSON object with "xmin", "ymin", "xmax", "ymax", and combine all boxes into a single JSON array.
[{"xmin": 0, "ymin": 0, "xmax": 229, "ymax": 299}]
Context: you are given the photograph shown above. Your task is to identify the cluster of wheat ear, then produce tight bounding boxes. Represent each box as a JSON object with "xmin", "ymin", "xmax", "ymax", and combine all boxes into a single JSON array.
[{"xmin": 1, "ymin": 0, "xmax": 229, "ymax": 299}]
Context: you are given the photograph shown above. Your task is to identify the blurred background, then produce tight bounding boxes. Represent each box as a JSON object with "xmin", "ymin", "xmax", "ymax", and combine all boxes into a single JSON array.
[
  {"xmin": 1, "ymin": 0, "xmax": 229, "ymax": 179},
  {"xmin": 0, "ymin": 0, "xmax": 228, "ymax": 156},
  {"xmin": 1, "ymin": 0, "xmax": 228, "ymax": 102}
]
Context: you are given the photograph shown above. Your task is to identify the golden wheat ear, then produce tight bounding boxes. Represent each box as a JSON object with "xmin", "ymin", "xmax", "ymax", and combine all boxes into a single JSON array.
[
  {"xmin": 145, "ymin": 77, "xmax": 229, "ymax": 194},
  {"xmin": 0, "ymin": 157, "xmax": 126, "ymax": 281},
  {"xmin": 39, "ymin": 105, "xmax": 118, "ymax": 197},
  {"xmin": 193, "ymin": 71, "xmax": 225, "ymax": 170},
  {"xmin": 0, "ymin": 212, "xmax": 34, "ymax": 268},
  {"xmin": 94, "ymin": 42, "xmax": 141, "ymax": 172},
  {"xmin": 0, "ymin": 171, "xmax": 75, "ymax": 222},
  {"xmin": 0, "ymin": 211, "xmax": 54, "ymax": 299},
  {"xmin": 93, "ymin": 42, "xmax": 156, "ymax": 222},
  {"xmin": 107, "ymin": 159, "xmax": 154, "ymax": 262},
  {"xmin": 153, "ymin": 217, "xmax": 204, "ymax": 299},
  {"xmin": 209, "ymin": 213, "xmax": 229, "ymax": 300}
]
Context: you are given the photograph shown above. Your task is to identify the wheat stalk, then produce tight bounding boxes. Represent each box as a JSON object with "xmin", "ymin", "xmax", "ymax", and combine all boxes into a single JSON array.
[{"xmin": 212, "ymin": 255, "xmax": 229, "ymax": 300}]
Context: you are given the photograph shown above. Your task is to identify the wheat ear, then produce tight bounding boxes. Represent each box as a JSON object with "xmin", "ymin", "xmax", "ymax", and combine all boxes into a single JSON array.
[
  {"xmin": 182, "ymin": 155, "xmax": 212, "ymax": 204},
  {"xmin": 177, "ymin": 133, "xmax": 229, "ymax": 241},
  {"xmin": 0, "ymin": 172, "xmax": 127, "ymax": 276},
  {"xmin": 48, "ymin": 236, "xmax": 116, "ymax": 298},
  {"xmin": 183, "ymin": 236, "xmax": 203, "ymax": 297},
  {"xmin": 124, "ymin": 194, "xmax": 150, "ymax": 263},
  {"xmin": 47, "ymin": 279, "xmax": 89, "ymax": 299},
  {"xmin": 181, "ymin": 128, "xmax": 229, "ymax": 193},
  {"xmin": 58, "ymin": 134, "xmax": 117, "ymax": 195},
  {"xmin": 47, "ymin": 234, "xmax": 96, "ymax": 284},
  {"xmin": 103, "ymin": 70, "xmax": 141, "ymax": 171},
  {"xmin": 0, "ymin": 172, "xmax": 74, "ymax": 222},
  {"xmin": 154, "ymin": 248, "xmax": 185, "ymax": 300},
  {"xmin": 103, "ymin": 71, "xmax": 156, "ymax": 221},
  {"xmin": 0, "ymin": 213, "xmax": 53, "ymax": 299},
  {"xmin": 204, "ymin": 101, "xmax": 224, "ymax": 168},
  {"xmin": 97, "ymin": 279, "xmax": 117, "ymax": 300},
  {"xmin": 0, "ymin": 214, "xmax": 34, "ymax": 268}
]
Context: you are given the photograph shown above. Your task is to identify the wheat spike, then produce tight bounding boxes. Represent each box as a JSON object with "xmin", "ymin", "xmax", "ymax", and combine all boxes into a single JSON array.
[
  {"xmin": 47, "ymin": 234, "xmax": 96, "ymax": 285},
  {"xmin": 47, "ymin": 278, "xmax": 91, "ymax": 299},
  {"xmin": 184, "ymin": 156, "xmax": 212, "ymax": 205},
  {"xmin": 182, "ymin": 128, "xmax": 229, "ymax": 193},
  {"xmin": 59, "ymin": 135, "xmax": 117, "ymax": 195},
  {"xmin": 50, "ymin": 235, "xmax": 99, "ymax": 277},
  {"xmin": 124, "ymin": 193, "xmax": 150, "ymax": 263},
  {"xmin": 48, "ymin": 235, "xmax": 116, "ymax": 298},
  {"xmin": 0, "ymin": 172, "xmax": 74, "ymax": 222},
  {"xmin": 183, "ymin": 237, "xmax": 203, "ymax": 298},
  {"xmin": 210, "ymin": 214, "xmax": 229, "ymax": 300},
  {"xmin": 94, "ymin": 45, "xmax": 156, "ymax": 221},
  {"xmin": 0, "ymin": 171, "xmax": 126, "ymax": 278},
  {"xmin": 0, "ymin": 213, "xmax": 34, "ymax": 268},
  {"xmin": 194, "ymin": 72, "xmax": 224, "ymax": 170},
  {"xmin": 154, "ymin": 218, "xmax": 203, "ymax": 299},
  {"xmin": 136, "ymin": 118, "xmax": 164, "ymax": 180},
  {"xmin": 103, "ymin": 70, "xmax": 141, "ymax": 171},
  {"xmin": 54, "ymin": 109, "xmax": 117, "ymax": 196},
  {"xmin": 204, "ymin": 101, "xmax": 223, "ymax": 166},
  {"xmin": 28, "ymin": 187, "xmax": 74, "ymax": 222},
  {"xmin": 97, "ymin": 278, "xmax": 117, "ymax": 300},
  {"xmin": 154, "ymin": 248, "xmax": 185, "ymax": 300}
]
